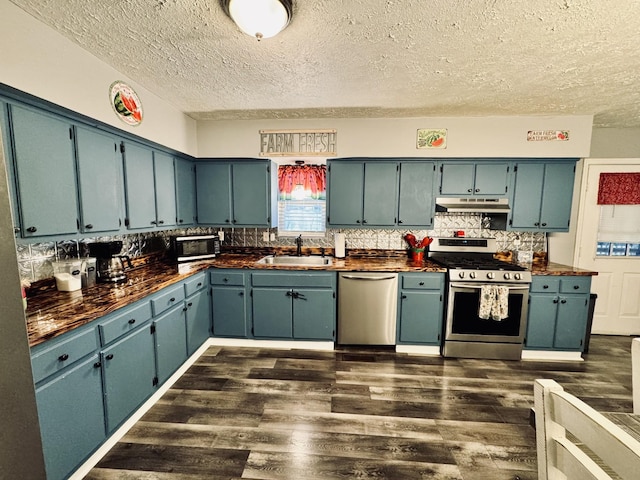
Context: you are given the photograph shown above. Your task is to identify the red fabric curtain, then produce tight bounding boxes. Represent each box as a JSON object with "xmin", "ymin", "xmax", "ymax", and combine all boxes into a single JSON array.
[
  {"xmin": 597, "ymin": 173, "xmax": 640, "ymax": 205},
  {"xmin": 278, "ymin": 165, "xmax": 326, "ymax": 199}
]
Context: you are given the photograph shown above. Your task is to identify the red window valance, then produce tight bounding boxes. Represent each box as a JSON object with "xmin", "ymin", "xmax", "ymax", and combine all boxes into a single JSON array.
[
  {"xmin": 597, "ymin": 173, "xmax": 640, "ymax": 205},
  {"xmin": 278, "ymin": 164, "xmax": 326, "ymax": 200}
]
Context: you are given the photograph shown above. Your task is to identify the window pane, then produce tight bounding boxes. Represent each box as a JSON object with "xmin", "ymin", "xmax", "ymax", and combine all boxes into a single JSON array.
[
  {"xmin": 611, "ymin": 243, "xmax": 627, "ymax": 256},
  {"xmin": 627, "ymin": 244, "xmax": 640, "ymax": 256},
  {"xmin": 596, "ymin": 242, "xmax": 611, "ymax": 256}
]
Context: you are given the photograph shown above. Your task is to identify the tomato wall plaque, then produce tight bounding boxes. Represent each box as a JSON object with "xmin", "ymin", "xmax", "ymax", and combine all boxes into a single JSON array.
[{"xmin": 109, "ymin": 81, "xmax": 143, "ymax": 126}]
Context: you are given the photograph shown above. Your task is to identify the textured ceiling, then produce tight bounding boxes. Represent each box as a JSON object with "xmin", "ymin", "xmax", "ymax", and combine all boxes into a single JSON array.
[{"xmin": 9, "ymin": 0, "xmax": 640, "ymax": 127}]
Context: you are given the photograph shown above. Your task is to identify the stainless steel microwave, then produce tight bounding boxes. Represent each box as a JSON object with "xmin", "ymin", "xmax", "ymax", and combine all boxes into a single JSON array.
[{"xmin": 170, "ymin": 234, "xmax": 220, "ymax": 262}]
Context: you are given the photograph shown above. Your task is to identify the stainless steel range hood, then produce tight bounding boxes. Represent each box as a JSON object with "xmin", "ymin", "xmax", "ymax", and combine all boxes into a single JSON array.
[{"xmin": 435, "ymin": 197, "xmax": 511, "ymax": 213}]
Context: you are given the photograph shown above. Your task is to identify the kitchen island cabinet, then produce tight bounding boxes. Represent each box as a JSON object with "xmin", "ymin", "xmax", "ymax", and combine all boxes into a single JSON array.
[
  {"xmin": 510, "ymin": 161, "xmax": 576, "ymax": 232},
  {"xmin": 524, "ymin": 275, "xmax": 591, "ymax": 352}
]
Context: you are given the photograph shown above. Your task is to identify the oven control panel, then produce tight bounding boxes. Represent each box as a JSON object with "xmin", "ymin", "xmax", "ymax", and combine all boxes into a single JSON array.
[{"xmin": 454, "ymin": 269, "xmax": 531, "ymax": 283}]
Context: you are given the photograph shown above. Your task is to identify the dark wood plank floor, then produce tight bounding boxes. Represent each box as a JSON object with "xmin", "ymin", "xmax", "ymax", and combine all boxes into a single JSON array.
[{"xmin": 85, "ymin": 335, "xmax": 635, "ymax": 480}]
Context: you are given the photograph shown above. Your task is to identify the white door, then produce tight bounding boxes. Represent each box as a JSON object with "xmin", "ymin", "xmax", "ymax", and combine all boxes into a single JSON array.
[{"xmin": 575, "ymin": 159, "xmax": 640, "ymax": 335}]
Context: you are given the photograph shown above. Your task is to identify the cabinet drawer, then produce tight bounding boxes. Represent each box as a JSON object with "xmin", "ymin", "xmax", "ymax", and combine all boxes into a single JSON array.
[
  {"xmin": 184, "ymin": 273, "xmax": 207, "ymax": 297},
  {"xmin": 530, "ymin": 276, "xmax": 561, "ymax": 293},
  {"xmin": 31, "ymin": 327, "xmax": 99, "ymax": 384},
  {"xmin": 401, "ymin": 274, "xmax": 442, "ymax": 290},
  {"xmin": 559, "ymin": 276, "xmax": 591, "ymax": 294},
  {"xmin": 151, "ymin": 284, "xmax": 186, "ymax": 316},
  {"xmin": 252, "ymin": 272, "xmax": 335, "ymax": 288},
  {"xmin": 99, "ymin": 300, "xmax": 152, "ymax": 345},
  {"xmin": 210, "ymin": 271, "xmax": 245, "ymax": 286}
]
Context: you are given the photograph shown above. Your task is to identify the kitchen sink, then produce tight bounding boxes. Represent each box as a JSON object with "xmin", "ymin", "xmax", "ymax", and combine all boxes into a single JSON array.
[{"xmin": 256, "ymin": 255, "xmax": 333, "ymax": 267}]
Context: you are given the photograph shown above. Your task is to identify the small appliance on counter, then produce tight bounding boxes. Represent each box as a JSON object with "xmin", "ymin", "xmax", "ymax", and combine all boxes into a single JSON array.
[
  {"xmin": 170, "ymin": 234, "xmax": 220, "ymax": 262},
  {"xmin": 88, "ymin": 241, "xmax": 132, "ymax": 283},
  {"xmin": 81, "ymin": 257, "xmax": 97, "ymax": 288},
  {"xmin": 52, "ymin": 259, "xmax": 83, "ymax": 292}
]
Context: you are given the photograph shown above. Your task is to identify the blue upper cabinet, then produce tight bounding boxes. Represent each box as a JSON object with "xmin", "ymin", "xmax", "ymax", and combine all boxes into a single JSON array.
[
  {"xmin": 76, "ymin": 126, "xmax": 123, "ymax": 233},
  {"xmin": 398, "ymin": 161, "xmax": 436, "ymax": 228},
  {"xmin": 196, "ymin": 160, "xmax": 275, "ymax": 227},
  {"xmin": 327, "ymin": 159, "xmax": 398, "ymax": 227},
  {"xmin": 153, "ymin": 151, "xmax": 177, "ymax": 229},
  {"xmin": 510, "ymin": 161, "xmax": 576, "ymax": 231},
  {"xmin": 9, "ymin": 104, "xmax": 79, "ymax": 237},
  {"xmin": 175, "ymin": 157, "xmax": 196, "ymax": 226},
  {"xmin": 122, "ymin": 142, "xmax": 177, "ymax": 230},
  {"xmin": 439, "ymin": 161, "xmax": 510, "ymax": 197}
]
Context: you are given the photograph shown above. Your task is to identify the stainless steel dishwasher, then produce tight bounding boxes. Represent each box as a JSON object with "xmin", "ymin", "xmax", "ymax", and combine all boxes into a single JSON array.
[{"xmin": 337, "ymin": 272, "xmax": 398, "ymax": 345}]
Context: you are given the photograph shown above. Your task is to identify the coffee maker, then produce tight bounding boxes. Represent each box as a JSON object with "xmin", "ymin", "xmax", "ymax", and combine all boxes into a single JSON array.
[{"xmin": 88, "ymin": 241, "xmax": 132, "ymax": 283}]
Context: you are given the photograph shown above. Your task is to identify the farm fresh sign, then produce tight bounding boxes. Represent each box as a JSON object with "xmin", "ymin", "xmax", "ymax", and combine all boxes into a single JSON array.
[{"xmin": 259, "ymin": 129, "xmax": 337, "ymax": 157}]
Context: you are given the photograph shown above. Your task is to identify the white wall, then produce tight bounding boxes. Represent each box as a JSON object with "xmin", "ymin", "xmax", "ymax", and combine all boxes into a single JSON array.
[
  {"xmin": 197, "ymin": 116, "xmax": 593, "ymax": 158},
  {"xmin": 0, "ymin": 2, "xmax": 197, "ymax": 156}
]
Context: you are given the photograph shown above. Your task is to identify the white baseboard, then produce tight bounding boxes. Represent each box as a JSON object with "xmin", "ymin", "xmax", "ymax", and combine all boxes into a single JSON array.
[
  {"xmin": 395, "ymin": 344, "xmax": 441, "ymax": 356},
  {"xmin": 521, "ymin": 350, "xmax": 584, "ymax": 362},
  {"xmin": 210, "ymin": 337, "xmax": 335, "ymax": 351}
]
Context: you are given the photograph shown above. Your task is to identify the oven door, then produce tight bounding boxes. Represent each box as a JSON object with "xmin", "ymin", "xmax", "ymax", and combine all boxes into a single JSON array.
[{"xmin": 446, "ymin": 282, "xmax": 530, "ymax": 344}]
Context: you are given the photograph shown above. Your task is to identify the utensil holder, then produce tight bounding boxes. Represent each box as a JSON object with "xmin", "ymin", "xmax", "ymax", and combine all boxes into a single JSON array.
[{"xmin": 410, "ymin": 248, "xmax": 425, "ymax": 262}]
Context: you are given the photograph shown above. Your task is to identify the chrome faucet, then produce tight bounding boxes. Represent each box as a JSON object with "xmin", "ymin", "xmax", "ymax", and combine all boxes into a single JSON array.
[{"xmin": 295, "ymin": 235, "xmax": 303, "ymax": 256}]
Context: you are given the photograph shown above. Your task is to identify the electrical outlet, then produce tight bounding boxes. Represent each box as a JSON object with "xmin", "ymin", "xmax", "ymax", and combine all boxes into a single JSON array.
[
  {"xmin": 270, "ymin": 232, "xmax": 276, "ymax": 241},
  {"xmin": 218, "ymin": 230, "xmax": 224, "ymax": 242},
  {"xmin": 514, "ymin": 235, "xmax": 521, "ymax": 247},
  {"xmin": 262, "ymin": 231, "xmax": 269, "ymax": 241}
]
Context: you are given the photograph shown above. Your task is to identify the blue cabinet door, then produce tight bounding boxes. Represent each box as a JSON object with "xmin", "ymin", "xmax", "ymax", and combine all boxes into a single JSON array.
[
  {"xmin": 232, "ymin": 162, "xmax": 271, "ymax": 226},
  {"xmin": 175, "ymin": 158, "xmax": 196, "ymax": 226},
  {"xmin": 539, "ymin": 163, "xmax": 575, "ymax": 230},
  {"xmin": 36, "ymin": 355, "xmax": 105, "ymax": 480},
  {"xmin": 474, "ymin": 163, "xmax": 510, "ymax": 195},
  {"xmin": 554, "ymin": 295, "xmax": 589, "ymax": 350},
  {"xmin": 510, "ymin": 163, "xmax": 545, "ymax": 230},
  {"xmin": 363, "ymin": 162, "xmax": 398, "ymax": 226},
  {"xmin": 122, "ymin": 142, "xmax": 156, "ymax": 229},
  {"xmin": 292, "ymin": 288, "xmax": 335, "ymax": 340},
  {"xmin": 153, "ymin": 152, "xmax": 177, "ymax": 228},
  {"xmin": 252, "ymin": 288, "xmax": 293, "ymax": 338},
  {"xmin": 525, "ymin": 293, "xmax": 557, "ymax": 349},
  {"xmin": 102, "ymin": 325, "xmax": 156, "ymax": 432},
  {"xmin": 10, "ymin": 104, "xmax": 78, "ymax": 237},
  {"xmin": 440, "ymin": 163, "xmax": 475, "ymax": 195},
  {"xmin": 327, "ymin": 161, "xmax": 364, "ymax": 225},
  {"xmin": 212, "ymin": 286, "xmax": 247, "ymax": 337},
  {"xmin": 398, "ymin": 291, "xmax": 443, "ymax": 344},
  {"xmin": 76, "ymin": 126, "xmax": 122, "ymax": 233},
  {"xmin": 196, "ymin": 162, "xmax": 232, "ymax": 225},
  {"xmin": 398, "ymin": 162, "xmax": 436, "ymax": 227},
  {"xmin": 154, "ymin": 305, "xmax": 187, "ymax": 385},
  {"xmin": 186, "ymin": 289, "xmax": 211, "ymax": 354}
]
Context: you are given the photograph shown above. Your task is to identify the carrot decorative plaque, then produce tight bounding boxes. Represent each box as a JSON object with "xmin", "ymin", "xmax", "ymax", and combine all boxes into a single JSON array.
[
  {"xmin": 417, "ymin": 128, "xmax": 447, "ymax": 149},
  {"xmin": 109, "ymin": 81, "xmax": 143, "ymax": 126}
]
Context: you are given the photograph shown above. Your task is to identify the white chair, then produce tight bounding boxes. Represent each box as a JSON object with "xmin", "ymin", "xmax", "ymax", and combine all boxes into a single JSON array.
[
  {"xmin": 534, "ymin": 378, "xmax": 640, "ymax": 480},
  {"xmin": 633, "ymin": 337, "xmax": 639, "ymax": 414}
]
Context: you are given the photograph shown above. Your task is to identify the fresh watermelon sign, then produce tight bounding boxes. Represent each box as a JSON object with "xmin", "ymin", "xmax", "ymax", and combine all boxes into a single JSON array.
[
  {"xmin": 109, "ymin": 81, "xmax": 143, "ymax": 126},
  {"xmin": 417, "ymin": 128, "xmax": 447, "ymax": 149}
]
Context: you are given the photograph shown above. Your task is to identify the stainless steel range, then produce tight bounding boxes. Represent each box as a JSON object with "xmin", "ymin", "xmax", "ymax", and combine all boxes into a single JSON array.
[{"xmin": 429, "ymin": 238, "xmax": 532, "ymax": 360}]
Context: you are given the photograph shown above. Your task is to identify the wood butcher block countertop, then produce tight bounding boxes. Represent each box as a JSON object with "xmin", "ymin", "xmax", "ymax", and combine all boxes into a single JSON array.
[{"xmin": 24, "ymin": 248, "xmax": 596, "ymax": 347}]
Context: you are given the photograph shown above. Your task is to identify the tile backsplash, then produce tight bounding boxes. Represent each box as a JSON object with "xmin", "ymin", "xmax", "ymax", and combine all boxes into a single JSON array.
[{"xmin": 17, "ymin": 213, "xmax": 545, "ymax": 283}]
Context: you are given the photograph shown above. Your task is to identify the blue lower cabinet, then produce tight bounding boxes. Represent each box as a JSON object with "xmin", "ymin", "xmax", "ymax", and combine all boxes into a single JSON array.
[
  {"xmin": 211, "ymin": 270, "xmax": 248, "ymax": 338},
  {"xmin": 292, "ymin": 288, "xmax": 335, "ymax": 340},
  {"xmin": 154, "ymin": 304, "xmax": 188, "ymax": 384},
  {"xmin": 35, "ymin": 354, "xmax": 105, "ymax": 480},
  {"xmin": 252, "ymin": 287, "xmax": 294, "ymax": 338},
  {"xmin": 185, "ymin": 288, "xmax": 211, "ymax": 354},
  {"xmin": 397, "ymin": 273, "xmax": 445, "ymax": 345},
  {"xmin": 102, "ymin": 324, "xmax": 156, "ymax": 432}
]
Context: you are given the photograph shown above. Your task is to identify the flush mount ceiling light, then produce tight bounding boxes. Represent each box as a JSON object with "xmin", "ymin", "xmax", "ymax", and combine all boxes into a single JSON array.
[{"xmin": 221, "ymin": 0, "xmax": 293, "ymax": 41}]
